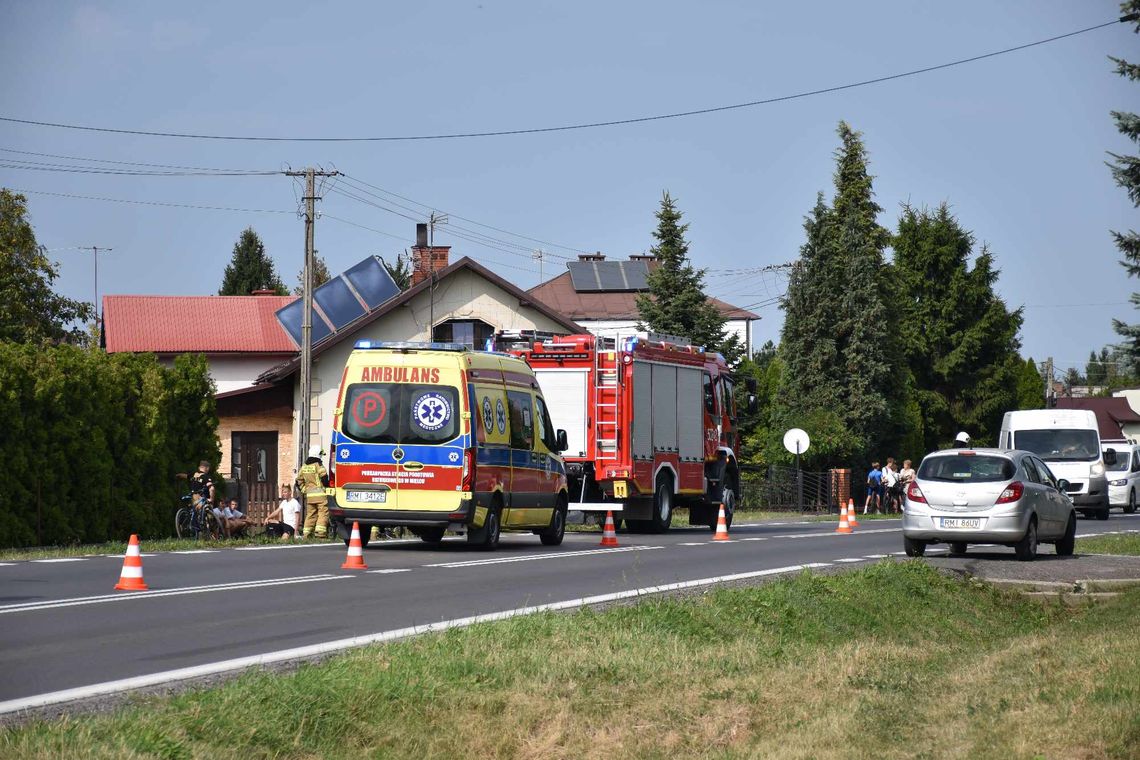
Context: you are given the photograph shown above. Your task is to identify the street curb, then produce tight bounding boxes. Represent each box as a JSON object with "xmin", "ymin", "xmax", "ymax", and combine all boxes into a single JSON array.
[{"xmin": 984, "ymin": 577, "xmax": 1140, "ymax": 595}]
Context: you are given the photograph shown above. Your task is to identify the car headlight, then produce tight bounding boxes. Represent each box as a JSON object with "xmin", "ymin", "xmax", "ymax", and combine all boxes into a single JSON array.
[
  {"xmin": 1091, "ymin": 463, "xmax": 1105, "ymax": 477},
  {"xmin": 1110, "ymin": 478, "xmax": 1128, "ymax": 486}
]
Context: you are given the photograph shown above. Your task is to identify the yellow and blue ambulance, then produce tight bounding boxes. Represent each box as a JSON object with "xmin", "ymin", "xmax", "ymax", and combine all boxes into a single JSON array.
[{"xmin": 327, "ymin": 341, "xmax": 570, "ymax": 550}]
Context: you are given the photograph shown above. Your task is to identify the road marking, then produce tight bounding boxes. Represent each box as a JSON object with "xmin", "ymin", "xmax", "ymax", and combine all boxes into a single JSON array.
[
  {"xmin": 0, "ymin": 561, "xmax": 831, "ymax": 716},
  {"xmin": 0, "ymin": 575, "xmax": 351, "ymax": 616},
  {"xmin": 0, "ymin": 563, "xmax": 13, "ymax": 567},
  {"xmin": 834, "ymin": 558, "xmax": 865, "ymax": 563},
  {"xmin": 31, "ymin": 558, "xmax": 87, "ymax": 563},
  {"xmin": 171, "ymin": 550, "xmax": 219, "ymax": 555},
  {"xmin": 426, "ymin": 545, "xmax": 662, "ymax": 569},
  {"xmin": 366, "ymin": 569, "xmax": 411, "ymax": 574},
  {"xmin": 864, "ymin": 554, "xmax": 888, "ymax": 559},
  {"xmin": 678, "ymin": 542, "xmax": 705, "ymax": 546},
  {"xmin": 236, "ymin": 543, "xmax": 344, "ymax": 551},
  {"xmin": 779, "ymin": 528, "xmax": 901, "ymax": 539},
  {"xmin": 769, "ymin": 522, "xmax": 787, "ymax": 525}
]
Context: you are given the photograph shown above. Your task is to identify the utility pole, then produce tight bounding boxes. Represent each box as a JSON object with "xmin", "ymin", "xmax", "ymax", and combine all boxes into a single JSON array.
[
  {"xmin": 285, "ymin": 167, "xmax": 340, "ymax": 468},
  {"xmin": 78, "ymin": 246, "xmax": 112, "ymax": 326},
  {"xmin": 532, "ymin": 249, "xmax": 545, "ymax": 283},
  {"xmin": 427, "ymin": 212, "xmax": 447, "ymax": 339},
  {"xmin": 1043, "ymin": 356, "xmax": 1054, "ymax": 407}
]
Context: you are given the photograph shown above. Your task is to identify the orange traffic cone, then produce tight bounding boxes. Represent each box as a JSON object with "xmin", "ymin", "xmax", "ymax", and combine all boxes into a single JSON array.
[
  {"xmin": 713, "ymin": 503, "xmax": 731, "ymax": 541},
  {"xmin": 341, "ymin": 521, "xmax": 369, "ymax": 570},
  {"xmin": 835, "ymin": 505, "xmax": 852, "ymax": 534},
  {"xmin": 847, "ymin": 499, "xmax": 859, "ymax": 528},
  {"xmin": 114, "ymin": 534, "xmax": 149, "ymax": 591},
  {"xmin": 600, "ymin": 511, "xmax": 619, "ymax": 547}
]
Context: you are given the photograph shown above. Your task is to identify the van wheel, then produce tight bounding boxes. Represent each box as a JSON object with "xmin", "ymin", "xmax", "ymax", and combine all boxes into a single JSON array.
[
  {"xmin": 1096, "ymin": 506, "xmax": 1110, "ymax": 521},
  {"xmin": 1014, "ymin": 519, "xmax": 1038, "ymax": 561},
  {"xmin": 903, "ymin": 537, "xmax": 926, "ymax": 557},
  {"xmin": 468, "ymin": 505, "xmax": 501, "ymax": 550},
  {"xmin": 416, "ymin": 527, "xmax": 445, "ymax": 544},
  {"xmin": 540, "ymin": 499, "xmax": 567, "ymax": 546},
  {"xmin": 1127, "ymin": 491, "xmax": 1137, "ymax": 515},
  {"xmin": 1055, "ymin": 514, "xmax": 1076, "ymax": 556},
  {"xmin": 649, "ymin": 476, "xmax": 674, "ymax": 533}
]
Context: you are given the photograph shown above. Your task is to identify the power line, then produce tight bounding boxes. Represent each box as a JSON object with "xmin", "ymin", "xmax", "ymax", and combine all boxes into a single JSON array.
[
  {"xmin": 9, "ymin": 187, "xmax": 294, "ymax": 214},
  {"xmin": 0, "ymin": 159, "xmax": 276, "ymax": 177},
  {"xmin": 0, "ymin": 146, "xmax": 277, "ymax": 173},
  {"xmin": 3, "ymin": 18, "xmax": 1125, "ymax": 142}
]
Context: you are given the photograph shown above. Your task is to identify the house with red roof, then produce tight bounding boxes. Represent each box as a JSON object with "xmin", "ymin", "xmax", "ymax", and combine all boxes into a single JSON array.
[
  {"xmin": 102, "ymin": 225, "xmax": 583, "ymax": 515},
  {"xmin": 1054, "ymin": 396, "xmax": 1140, "ymax": 443},
  {"xmin": 528, "ymin": 253, "xmax": 760, "ymax": 358}
]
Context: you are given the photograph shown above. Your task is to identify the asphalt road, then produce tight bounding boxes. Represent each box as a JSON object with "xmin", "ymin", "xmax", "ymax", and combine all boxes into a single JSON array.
[{"xmin": 2, "ymin": 511, "xmax": 1138, "ymax": 715}]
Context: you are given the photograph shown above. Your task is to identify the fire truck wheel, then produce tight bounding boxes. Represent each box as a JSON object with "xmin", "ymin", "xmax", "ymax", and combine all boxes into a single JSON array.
[
  {"xmin": 713, "ymin": 484, "xmax": 737, "ymax": 531},
  {"xmin": 540, "ymin": 499, "xmax": 567, "ymax": 546},
  {"xmin": 649, "ymin": 477, "xmax": 674, "ymax": 533}
]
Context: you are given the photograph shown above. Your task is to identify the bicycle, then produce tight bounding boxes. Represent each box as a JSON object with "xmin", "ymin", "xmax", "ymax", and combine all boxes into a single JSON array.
[{"xmin": 174, "ymin": 494, "xmax": 222, "ymax": 540}]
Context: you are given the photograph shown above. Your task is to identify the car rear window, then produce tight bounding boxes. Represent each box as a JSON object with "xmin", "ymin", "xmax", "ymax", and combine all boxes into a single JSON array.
[{"xmin": 917, "ymin": 455, "xmax": 1015, "ymax": 483}]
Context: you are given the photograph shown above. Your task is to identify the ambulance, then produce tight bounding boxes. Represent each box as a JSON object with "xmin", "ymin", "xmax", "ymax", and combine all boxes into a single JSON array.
[{"xmin": 327, "ymin": 341, "xmax": 570, "ymax": 549}]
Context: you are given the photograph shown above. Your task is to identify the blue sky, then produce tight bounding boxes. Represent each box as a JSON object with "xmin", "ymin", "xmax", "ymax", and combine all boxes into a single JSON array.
[{"xmin": 1, "ymin": 1, "xmax": 1136, "ymax": 375}]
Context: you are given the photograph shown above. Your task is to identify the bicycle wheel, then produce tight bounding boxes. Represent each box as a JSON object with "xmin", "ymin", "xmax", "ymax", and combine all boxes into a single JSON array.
[
  {"xmin": 175, "ymin": 508, "xmax": 192, "ymax": 539},
  {"xmin": 203, "ymin": 510, "xmax": 223, "ymax": 540}
]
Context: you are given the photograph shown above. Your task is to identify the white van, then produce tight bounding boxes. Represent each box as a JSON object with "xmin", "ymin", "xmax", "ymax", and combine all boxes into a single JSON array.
[
  {"xmin": 999, "ymin": 409, "xmax": 1112, "ymax": 520},
  {"xmin": 1103, "ymin": 441, "xmax": 1140, "ymax": 514}
]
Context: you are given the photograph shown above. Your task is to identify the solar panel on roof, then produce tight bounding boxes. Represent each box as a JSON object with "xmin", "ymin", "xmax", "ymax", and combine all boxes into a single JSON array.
[
  {"xmin": 566, "ymin": 260, "xmax": 650, "ymax": 292},
  {"xmin": 596, "ymin": 263, "xmax": 630, "ymax": 291},
  {"xmin": 275, "ymin": 255, "xmax": 400, "ymax": 348}
]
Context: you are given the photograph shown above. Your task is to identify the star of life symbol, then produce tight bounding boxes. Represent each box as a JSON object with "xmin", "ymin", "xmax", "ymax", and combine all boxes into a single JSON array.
[
  {"xmin": 482, "ymin": 397, "xmax": 494, "ymax": 433},
  {"xmin": 495, "ymin": 399, "xmax": 507, "ymax": 434},
  {"xmin": 448, "ymin": 451, "xmax": 460, "ymax": 463},
  {"xmin": 340, "ymin": 447, "xmax": 349, "ymax": 459},
  {"xmin": 414, "ymin": 392, "xmax": 451, "ymax": 432}
]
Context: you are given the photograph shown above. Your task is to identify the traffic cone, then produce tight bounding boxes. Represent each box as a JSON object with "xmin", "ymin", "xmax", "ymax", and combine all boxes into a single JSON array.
[
  {"xmin": 847, "ymin": 499, "xmax": 859, "ymax": 528},
  {"xmin": 713, "ymin": 503, "xmax": 731, "ymax": 541},
  {"xmin": 114, "ymin": 534, "xmax": 149, "ymax": 591},
  {"xmin": 835, "ymin": 505, "xmax": 852, "ymax": 534},
  {"xmin": 341, "ymin": 521, "xmax": 369, "ymax": 570},
  {"xmin": 600, "ymin": 510, "xmax": 619, "ymax": 547}
]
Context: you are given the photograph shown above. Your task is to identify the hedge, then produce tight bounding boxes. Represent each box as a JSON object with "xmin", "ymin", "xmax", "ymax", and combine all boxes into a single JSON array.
[{"xmin": 0, "ymin": 344, "xmax": 220, "ymax": 548}]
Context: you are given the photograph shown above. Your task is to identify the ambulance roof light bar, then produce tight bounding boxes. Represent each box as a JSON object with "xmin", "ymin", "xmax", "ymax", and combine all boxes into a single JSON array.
[{"xmin": 354, "ymin": 340, "xmax": 467, "ymax": 352}]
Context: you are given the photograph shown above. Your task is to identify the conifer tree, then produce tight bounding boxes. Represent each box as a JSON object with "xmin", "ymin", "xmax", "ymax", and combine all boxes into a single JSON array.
[
  {"xmin": 293, "ymin": 254, "xmax": 331, "ymax": 296},
  {"xmin": 218, "ymin": 228, "xmax": 287, "ymax": 296},
  {"xmin": 1111, "ymin": 4, "xmax": 1140, "ymax": 359},
  {"xmin": 893, "ymin": 203, "xmax": 1022, "ymax": 447},
  {"xmin": 382, "ymin": 252, "xmax": 412, "ymax": 291},
  {"xmin": 636, "ymin": 192, "xmax": 730, "ymax": 357},
  {"xmin": 1015, "ymin": 357, "xmax": 1045, "ymax": 409}
]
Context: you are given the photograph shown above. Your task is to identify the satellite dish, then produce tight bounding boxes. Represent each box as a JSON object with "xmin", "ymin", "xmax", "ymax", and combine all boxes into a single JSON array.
[{"xmin": 783, "ymin": 428, "xmax": 810, "ymax": 455}]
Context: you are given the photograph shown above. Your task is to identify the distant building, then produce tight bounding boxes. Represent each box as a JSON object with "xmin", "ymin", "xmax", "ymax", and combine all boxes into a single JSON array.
[
  {"xmin": 527, "ymin": 253, "xmax": 760, "ymax": 358},
  {"xmin": 1054, "ymin": 396, "xmax": 1140, "ymax": 443}
]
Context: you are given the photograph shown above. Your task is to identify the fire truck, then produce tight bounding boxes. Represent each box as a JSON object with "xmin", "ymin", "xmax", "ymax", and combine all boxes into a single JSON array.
[{"xmin": 495, "ymin": 331, "xmax": 746, "ymax": 533}]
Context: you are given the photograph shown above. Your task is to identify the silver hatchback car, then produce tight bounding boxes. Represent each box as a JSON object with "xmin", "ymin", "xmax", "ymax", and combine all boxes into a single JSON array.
[{"xmin": 902, "ymin": 448, "xmax": 1076, "ymax": 561}]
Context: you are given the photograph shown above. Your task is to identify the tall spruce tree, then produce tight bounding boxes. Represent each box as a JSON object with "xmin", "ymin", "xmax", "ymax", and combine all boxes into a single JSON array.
[
  {"xmin": 892, "ymin": 203, "xmax": 1023, "ymax": 448},
  {"xmin": 1111, "ymin": 4, "xmax": 1140, "ymax": 360},
  {"xmin": 0, "ymin": 189, "xmax": 94, "ymax": 345},
  {"xmin": 636, "ymin": 192, "xmax": 730, "ymax": 356},
  {"xmin": 382, "ymin": 252, "xmax": 412, "ymax": 291},
  {"xmin": 774, "ymin": 123, "xmax": 901, "ymax": 463},
  {"xmin": 218, "ymin": 227, "xmax": 287, "ymax": 296},
  {"xmin": 293, "ymin": 253, "xmax": 331, "ymax": 296},
  {"xmin": 1015, "ymin": 357, "xmax": 1045, "ymax": 409}
]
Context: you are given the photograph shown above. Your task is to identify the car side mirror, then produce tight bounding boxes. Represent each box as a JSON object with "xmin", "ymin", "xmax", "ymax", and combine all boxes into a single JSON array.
[
  {"xmin": 1104, "ymin": 449, "xmax": 1118, "ymax": 466},
  {"xmin": 555, "ymin": 429, "xmax": 568, "ymax": 453},
  {"xmin": 1057, "ymin": 478, "xmax": 1070, "ymax": 492}
]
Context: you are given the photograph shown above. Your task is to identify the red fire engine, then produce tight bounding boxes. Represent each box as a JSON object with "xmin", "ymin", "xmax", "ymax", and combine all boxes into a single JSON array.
[{"xmin": 496, "ymin": 331, "xmax": 744, "ymax": 533}]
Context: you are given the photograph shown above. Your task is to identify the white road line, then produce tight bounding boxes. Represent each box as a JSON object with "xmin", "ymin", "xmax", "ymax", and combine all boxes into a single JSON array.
[
  {"xmin": 0, "ymin": 561, "xmax": 832, "ymax": 716},
  {"xmin": 769, "ymin": 522, "xmax": 787, "ymax": 526},
  {"xmin": 427, "ymin": 545, "xmax": 662, "ymax": 569},
  {"xmin": 236, "ymin": 543, "xmax": 344, "ymax": 551},
  {"xmin": 678, "ymin": 542, "xmax": 705, "ymax": 546},
  {"xmin": 864, "ymin": 554, "xmax": 888, "ymax": 559},
  {"xmin": 0, "ymin": 563, "xmax": 13, "ymax": 567},
  {"xmin": 834, "ymin": 558, "xmax": 866, "ymax": 563},
  {"xmin": 0, "ymin": 575, "xmax": 351, "ymax": 616},
  {"xmin": 740, "ymin": 537, "xmax": 767, "ymax": 542},
  {"xmin": 31, "ymin": 558, "xmax": 88, "ymax": 563},
  {"xmin": 171, "ymin": 550, "xmax": 219, "ymax": 555},
  {"xmin": 366, "ymin": 569, "xmax": 411, "ymax": 574}
]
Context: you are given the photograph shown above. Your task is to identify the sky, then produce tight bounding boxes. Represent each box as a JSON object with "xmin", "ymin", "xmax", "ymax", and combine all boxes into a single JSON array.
[{"xmin": 0, "ymin": 1, "xmax": 1137, "ymax": 376}]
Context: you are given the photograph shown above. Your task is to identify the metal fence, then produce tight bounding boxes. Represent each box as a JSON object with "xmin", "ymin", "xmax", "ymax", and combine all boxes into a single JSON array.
[{"xmin": 741, "ymin": 465, "xmax": 844, "ymax": 513}]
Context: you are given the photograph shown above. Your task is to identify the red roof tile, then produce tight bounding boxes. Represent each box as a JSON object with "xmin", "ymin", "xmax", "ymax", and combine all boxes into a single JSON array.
[
  {"xmin": 1054, "ymin": 397, "xmax": 1140, "ymax": 441},
  {"xmin": 527, "ymin": 271, "xmax": 760, "ymax": 321},
  {"xmin": 103, "ymin": 295, "xmax": 298, "ymax": 354}
]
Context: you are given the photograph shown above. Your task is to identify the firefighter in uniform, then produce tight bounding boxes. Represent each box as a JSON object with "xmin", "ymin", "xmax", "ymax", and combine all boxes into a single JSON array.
[{"xmin": 297, "ymin": 445, "xmax": 330, "ymax": 539}]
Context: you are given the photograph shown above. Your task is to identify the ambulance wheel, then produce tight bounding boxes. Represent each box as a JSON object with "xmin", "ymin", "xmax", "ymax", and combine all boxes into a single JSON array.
[
  {"xmin": 468, "ymin": 505, "xmax": 501, "ymax": 550},
  {"xmin": 649, "ymin": 477, "xmax": 674, "ymax": 533},
  {"xmin": 416, "ymin": 527, "xmax": 445, "ymax": 544},
  {"xmin": 540, "ymin": 499, "xmax": 567, "ymax": 546}
]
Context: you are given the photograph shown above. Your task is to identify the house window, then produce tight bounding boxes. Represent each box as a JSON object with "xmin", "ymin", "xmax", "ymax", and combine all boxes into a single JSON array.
[{"xmin": 433, "ymin": 319, "xmax": 495, "ymax": 349}]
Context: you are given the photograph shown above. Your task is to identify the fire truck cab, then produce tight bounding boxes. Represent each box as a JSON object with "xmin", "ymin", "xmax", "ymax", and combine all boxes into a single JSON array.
[{"xmin": 498, "ymin": 331, "xmax": 742, "ymax": 533}]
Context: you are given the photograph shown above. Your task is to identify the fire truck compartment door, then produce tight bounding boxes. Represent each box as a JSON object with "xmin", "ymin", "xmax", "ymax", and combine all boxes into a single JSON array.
[
  {"xmin": 676, "ymin": 367, "xmax": 704, "ymax": 460},
  {"xmin": 533, "ymin": 369, "xmax": 589, "ymax": 458},
  {"xmin": 632, "ymin": 361, "xmax": 653, "ymax": 460},
  {"xmin": 651, "ymin": 365, "xmax": 678, "ymax": 451}
]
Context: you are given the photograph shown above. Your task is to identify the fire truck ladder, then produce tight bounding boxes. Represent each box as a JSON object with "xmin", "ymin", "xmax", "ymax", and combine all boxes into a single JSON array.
[{"xmin": 594, "ymin": 343, "xmax": 620, "ymax": 463}]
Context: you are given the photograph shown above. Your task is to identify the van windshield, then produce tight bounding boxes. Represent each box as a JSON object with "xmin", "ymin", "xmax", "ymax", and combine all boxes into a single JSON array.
[
  {"xmin": 341, "ymin": 383, "xmax": 461, "ymax": 445},
  {"xmin": 1013, "ymin": 429, "xmax": 1100, "ymax": 462},
  {"xmin": 917, "ymin": 455, "xmax": 1015, "ymax": 483},
  {"xmin": 1105, "ymin": 448, "xmax": 1129, "ymax": 471}
]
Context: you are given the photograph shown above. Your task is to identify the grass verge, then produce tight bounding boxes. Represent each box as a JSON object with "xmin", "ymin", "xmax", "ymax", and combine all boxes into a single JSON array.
[
  {"xmin": 1077, "ymin": 532, "xmax": 1140, "ymax": 557},
  {"xmin": 4, "ymin": 562, "xmax": 1138, "ymax": 759},
  {"xmin": 0, "ymin": 534, "xmax": 343, "ymax": 562}
]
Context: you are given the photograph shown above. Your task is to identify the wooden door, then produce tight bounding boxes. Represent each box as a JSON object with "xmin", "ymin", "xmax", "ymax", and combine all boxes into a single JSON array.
[{"xmin": 231, "ymin": 432, "xmax": 278, "ymax": 520}]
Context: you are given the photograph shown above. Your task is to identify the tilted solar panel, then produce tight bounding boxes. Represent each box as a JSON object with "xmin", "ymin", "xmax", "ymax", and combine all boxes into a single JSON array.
[{"xmin": 275, "ymin": 255, "xmax": 401, "ymax": 348}]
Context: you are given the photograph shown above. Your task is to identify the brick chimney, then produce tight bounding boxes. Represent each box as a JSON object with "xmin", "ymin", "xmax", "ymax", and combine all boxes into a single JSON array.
[
  {"xmin": 411, "ymin": 222, "xmax": 451, "ymax": 286},
  {"xmin": 628, "ymin": 253, "xmax": 657, "ymax": 262}
]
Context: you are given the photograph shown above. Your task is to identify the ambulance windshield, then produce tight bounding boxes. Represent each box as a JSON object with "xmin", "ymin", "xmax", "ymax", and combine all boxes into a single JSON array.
[{"xmin": 342, "ymin": 384, "xmax": 461, "ymax": 445}]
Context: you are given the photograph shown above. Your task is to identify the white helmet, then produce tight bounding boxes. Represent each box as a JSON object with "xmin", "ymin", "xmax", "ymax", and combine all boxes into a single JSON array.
[
  {"xmin": 308, "ymin": 444, "xmax": 324, "ymax": 458},
  {"xmin": 955, "ymin": 431, "xmax": 970, "ymax": 444}
]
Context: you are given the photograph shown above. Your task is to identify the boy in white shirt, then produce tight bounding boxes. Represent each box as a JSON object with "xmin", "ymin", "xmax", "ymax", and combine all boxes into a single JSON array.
[{"xmin": 264, "ymin": 485, "xmax": 302, "ymax": 540}]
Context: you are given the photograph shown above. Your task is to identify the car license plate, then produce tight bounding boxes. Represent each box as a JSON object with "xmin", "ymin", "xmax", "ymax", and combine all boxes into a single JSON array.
[
  {"xmin": 346, "ymin": 490, "xmax": 387, "ymax": 504},
  {"xmin": 940, "ymin": 517, "xmax": 980, "ymax": 529}
]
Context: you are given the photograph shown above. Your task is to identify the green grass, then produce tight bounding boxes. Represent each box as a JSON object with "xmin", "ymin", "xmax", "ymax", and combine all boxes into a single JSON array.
[
  {"xmin": 1077, "ymin": 532, "xmax": 1140, "ymax": 557},
  {"xmin": 0, "ymin": 534, "xmax": 343, "ymax": 562},
  {"xmin": 4, "ymin": 562, "xmax": 1138, "ymax": 759}
]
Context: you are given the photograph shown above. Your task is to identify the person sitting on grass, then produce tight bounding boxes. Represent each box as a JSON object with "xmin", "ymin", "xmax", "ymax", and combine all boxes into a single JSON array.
[
  {"xmin": 213, "ymin": 498, "xmax": 254, "ymax": 538},
  {"xmin": 263, "ymin": 485, "xmax": 300, "ymax": 541}
]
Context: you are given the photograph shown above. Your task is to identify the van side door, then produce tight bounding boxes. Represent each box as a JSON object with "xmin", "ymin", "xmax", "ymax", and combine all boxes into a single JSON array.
[
  {"xmin": 504, "ymin": 388, "xmax": 540, "ymax": 527},
  {"xmin": 533, "ymin": 393, "xmax": 562, "ymax": 513}
]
